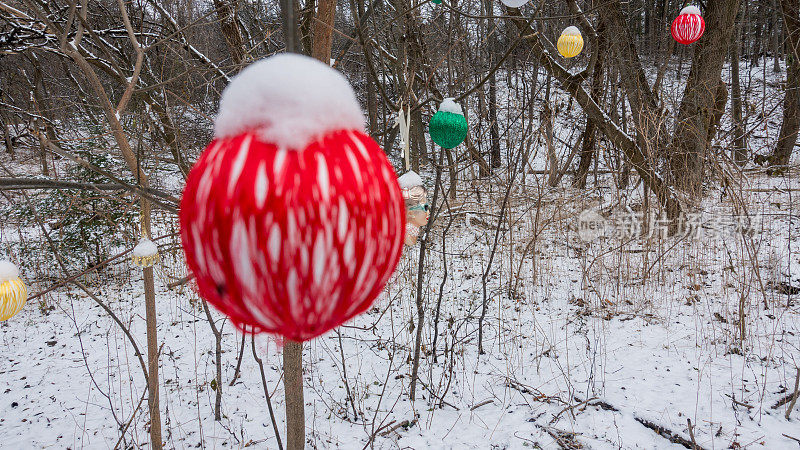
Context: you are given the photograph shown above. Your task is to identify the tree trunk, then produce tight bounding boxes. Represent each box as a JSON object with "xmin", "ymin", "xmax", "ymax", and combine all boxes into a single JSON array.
[
  {"xmin": 543, "ymin": 77, "xmax": 557, "ymax": 187},
  {"xmin": 731, "ymin": 14, "xmax": 748, "ymax": 165},
  {"xmin": 772, "ymin": 0, "xmax": 800, "ymax": 167},
  {"xmin": 752, "ymin": 1, "xmax": 764, "ymax": 65},
  {"xmin": 489, "ymin": 74, "xmax": 501, "ymax": 169},
  {"xmin": 141, "ymin": 200, "xmax": 163, "ymax": 450},
  {"xmin": 1, "ymin": 116, "xmax": 13, "ymax": 159},
  {"xmin": 600, "ymin": 0, "xmax": 668, "ymax": 163},
  {"xmin": 358, "ymin": 0, "xmax": 376, "ymax": 138},
  {"xmin": 668, "ymin": 0, "xmax": 740, "ymax": 195},
  {"xmin": 213, "ymin": 0, "xmax": 246, "ymax": 66},
  {"xmin": 575, "ymin": 121, "xmax": 598, "ymax": 189},
  {"xmin": 0, "ymin": 90, "xmax": 14, "ymax": 159},
  {"xmin": 30, "ymin": 66, "xmax": 52, "ymax": 176},
  {"xmin": 283, "ymin": 341, "xmax": 304, "ymax": 450},
  {"xmin": 280, "ymin": 1, "xmax": 339, "ymax": 447},
  {"xmin": 300, "ymin": 0, "xmax": 315, "ymax": 55},
  {"xmin": 411, "ymin": 105, "xmax": 427, "ymax": 167},
  {"xmin": 366, "ymin": 73, "xmax": 377, "ymax": 137},
  {"xmin": 483, "ymin": 0, "xmax": 501, "ymax": 169},
  {"xmin": 545, "ymin": 106, "xmax": 557, "ymax": 187},
  {"xmin": 312, "ymin": 0, "xmax": 337, "ymax": 63},
  {"xmin": 774, "ymin": 0, "xmax": 783, "ymax": 73},
  {"xmin": 575, "ymin": 16, "xmax": 606, "ymax": 189}
]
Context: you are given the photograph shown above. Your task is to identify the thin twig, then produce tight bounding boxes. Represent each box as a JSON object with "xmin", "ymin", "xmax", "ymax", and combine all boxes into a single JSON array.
[
  {"xmin": 251, "ymin": 333, "xmax": 284, "ymax": 450},
  {"xmin": 786, "ymin": 368, "xmax": 800, "ymax": 420},
  {"xmin": 687, "ymin": 418, "xmax": 697, "ymax": 450}
]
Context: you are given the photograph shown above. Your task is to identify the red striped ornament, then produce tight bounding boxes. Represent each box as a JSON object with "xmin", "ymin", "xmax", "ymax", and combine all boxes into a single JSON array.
[
  {"xmin": 671, "ymin": 6, "xmax": 705, "ymax": 45},
  {"xmin": 180, "ymin": 130, "xmax": 405, "ymax": 342}
]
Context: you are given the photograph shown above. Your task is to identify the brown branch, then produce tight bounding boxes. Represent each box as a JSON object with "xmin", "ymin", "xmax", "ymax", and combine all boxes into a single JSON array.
[
  {"xmin": 39, "ymin": 140, "xmax": 179, "ymax": 212},
  {"xmin": 251, "ymin": 332, "xmax": 284, "ymax": 450},
  {"xmin": 114, "ymin": 0, "xmax": 144, "ymax": 115},
  {"xmin": 26, "ymin": 232, "xmax": 178, "ymax": 302},
  {"xmin": 786, "ymin": 368, "xmax": 800, "ymax": 420},
  {"xmin": 687, "ymin": 419, "xmax": 698, "ymax": 450},
  {"xmin": 0, "ymin": 177, "xmax": 124, "ymax": 191}
]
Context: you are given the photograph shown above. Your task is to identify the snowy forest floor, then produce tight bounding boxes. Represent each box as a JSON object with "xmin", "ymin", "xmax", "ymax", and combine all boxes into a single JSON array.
[
  {"xmin": 1, "ymin": 59, "xmax": 800, "ymax": 449},
  {"xmin": 1, "ymin": 167, "xmax": 799, "ymax": 449}
]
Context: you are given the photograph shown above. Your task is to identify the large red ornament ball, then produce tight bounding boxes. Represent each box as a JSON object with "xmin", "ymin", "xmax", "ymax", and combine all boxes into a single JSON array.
[
  {"xmin": 671, "ymin": 5, "xmax": 705, "ymax": 45},
  {"xmin": 180, "ymin": 55, "xmax": 405, "ymax": 342}
]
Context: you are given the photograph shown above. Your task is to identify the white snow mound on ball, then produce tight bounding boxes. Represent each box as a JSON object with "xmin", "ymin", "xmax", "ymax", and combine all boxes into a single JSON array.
[
  {"xmin": 214, "ymin": 53, "xmax": 365, "ymax": 150},
  {"xmin": 0, "ymin": 260, "xmax": 19, "ymax": 283},
  {"xmin": 133, "ymin": 239, "xmax": 159, "ymax": 258},
  {"xmin": 680, "ymin": 5, "xmax": 701, "ymax": 15},
  {"xmin": 438, "ymin": 98, "xmax": 464, "ymax": 116}
]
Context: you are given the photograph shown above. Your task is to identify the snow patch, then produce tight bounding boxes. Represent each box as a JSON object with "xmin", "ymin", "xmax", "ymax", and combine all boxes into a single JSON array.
[
  {"xmin": 0, "ymin": 260, "xmax": 19, "ymax": 282},
  {"xmin": 680, "ymin": 5, "xmax": 701, "ymax": 15},
  {"xmin": 214, "ymin": 54, "xmax": 365, "ymax": 150},
  {"xmin": 561, "ymin": 26, "xmax": 581, "ymax": 36},
  {"xmin": 499, "ymin": 0, "xmax": 529, "ymax": 8},
  {"xmin": 132, "ymin": 239, "xmax": 158, "ymax": 258},
  {"xmin": 397, "ymin": 171, "xmax": 423, "ymax": 189},
  {"xmin": 438, "ymin": 98, "xmax": 463, "ymax": 116}
]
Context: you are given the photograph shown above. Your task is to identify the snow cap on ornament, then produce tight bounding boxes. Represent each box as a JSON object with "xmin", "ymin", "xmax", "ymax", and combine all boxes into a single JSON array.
[
  {"xmin": 429, "ymin": 98, "xmax": 468, "ymax": 149},
  {"xmin": 499, "ymin": 0, "xmax": 530, "ymax": 7},
  {"xmin": 397, "ymin": 171, "xmax": 424, "ymax": 190},
  {"xmin": 671, "ymin": 5, "xmax": 704, "ymax": 45},
  {"xmin": 132, "ymin": 238, "xmax": 159, "ymax": 268},
  {"xmin": 397, "ymin": 171, "xmax": 426, "ymax": 204},
  {"xmin": 0, "ymin": 260, "xmax": 27, "ymax": 321},
  {"xmin": 179, "ymin": 53, "xmax": 406, "ymax": 342},
  {"xmin": 557, "ymin": 26, "xmax": 584, "ymax": 58}
]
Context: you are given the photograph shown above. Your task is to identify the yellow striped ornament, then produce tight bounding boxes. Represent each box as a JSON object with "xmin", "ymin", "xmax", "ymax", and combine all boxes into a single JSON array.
[
  {"xmin": 557, "ymin": 26, "xmax": 584, "ymax": 58},
  {"xmin": 0, "ymin": 261, "xmax": 27, "ymax": 321}
]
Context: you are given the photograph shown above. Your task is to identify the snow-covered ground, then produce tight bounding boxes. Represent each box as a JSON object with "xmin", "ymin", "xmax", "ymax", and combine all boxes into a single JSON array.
[
  {"xmin": 1, "ymin": 168, "xmax": 798, "ymax": 449},
  {"xmin": 1, "ymin": 58, "xmax": 799, "ymax": 449}
]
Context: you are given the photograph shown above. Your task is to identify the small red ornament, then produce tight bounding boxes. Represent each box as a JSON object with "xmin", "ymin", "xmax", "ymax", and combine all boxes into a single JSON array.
[
  {"xmin": 671, "ymin": 6, "xmax": 705, "ymax": 45},
  {"xmin": 180, "ymin": 55, "xmax": 405, "ymax": 342}
]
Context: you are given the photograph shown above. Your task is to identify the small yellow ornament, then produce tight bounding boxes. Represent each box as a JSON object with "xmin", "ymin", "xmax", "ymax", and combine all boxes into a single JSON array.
[
  {"xmin": 557, "ymin": 26, "xmax": 584, "ymax": 58},
  {"xmin": 0, "ymin": 260, "xmax": 27, "ymax": 321},
  {"xmin": 132, "ymin": 238, "xmax": 159, "ymax": 268}
]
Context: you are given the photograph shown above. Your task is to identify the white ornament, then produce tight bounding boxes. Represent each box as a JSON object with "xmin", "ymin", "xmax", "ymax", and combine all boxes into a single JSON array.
[{"xmin": 396, "ymin": 105, "xmax": 411, "ymax": 169}]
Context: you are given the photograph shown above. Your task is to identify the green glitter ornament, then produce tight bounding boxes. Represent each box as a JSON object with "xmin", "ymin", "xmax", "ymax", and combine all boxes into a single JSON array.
[
  {"xmin": 429, "ymin": 98, "xmax": 467, "ymax": 149},
  {"xmin": 432, "ymin": 0, "xmax": 441, "ymax": 4}
]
